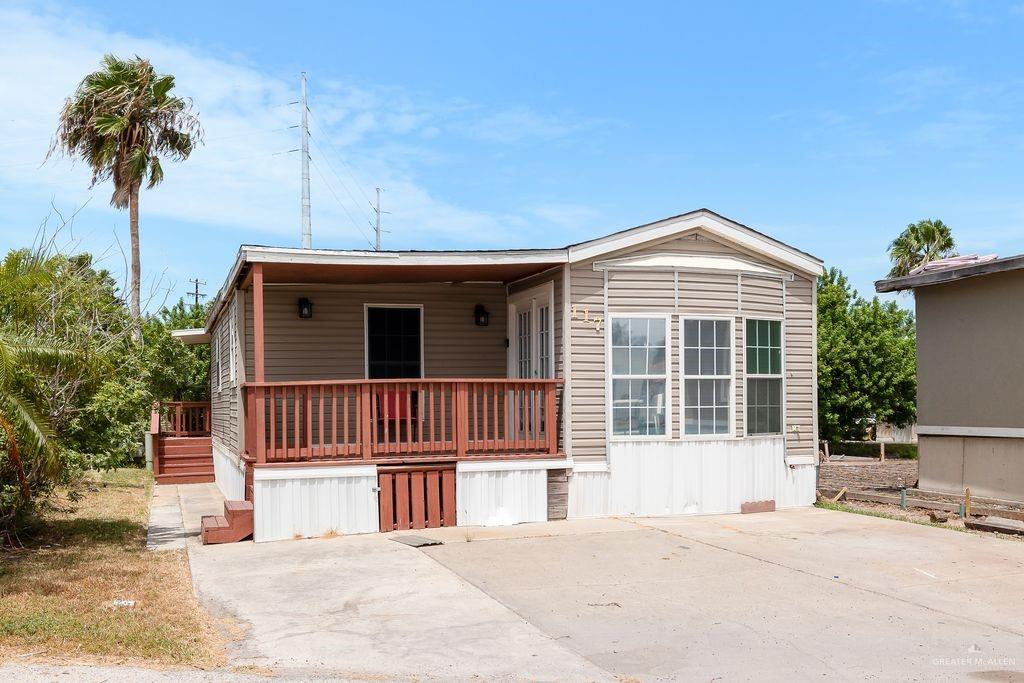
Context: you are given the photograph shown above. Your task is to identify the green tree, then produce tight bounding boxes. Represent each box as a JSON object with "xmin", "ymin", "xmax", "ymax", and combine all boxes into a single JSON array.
[
  {"xmin": 887, "ymin": 218, "xmax": 957, "ymax": 278},
  {"xmin": 51, "ymin": 55, "xmax": 202, "ymax": 336},
  {"xmin": 817, "ymin": 267, "xmax": 916, "ymax": 443},
  {"xmin": 0, "ymin": 251, "xmax": 78, "ymax": 534},
  {"xmin": 143, "ymin": 299, "xmax": 211, "ymax": 402}
]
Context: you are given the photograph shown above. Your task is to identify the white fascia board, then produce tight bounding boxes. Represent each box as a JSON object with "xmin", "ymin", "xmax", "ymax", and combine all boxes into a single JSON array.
[
  {"xmin": 569, "ymin": 212, "xmax": 823, "ymax": 277},
  {"xmin": 170, "ymin": 328, "xmax": 211, "ymax": 344},
  {"xmin": 918, "ymin": 425, "xmax": 1024, "ymax": 439},
  {"xmin": 242, "ymin": 246, "xmax": 568, "ymax": 267},
  {"xmin": 593, "ymin": 252, "xmax": 794, "ymax": 280},
  {"xmin": 457, "ymin": 458, "xmax": 570, "ymax": 473}
]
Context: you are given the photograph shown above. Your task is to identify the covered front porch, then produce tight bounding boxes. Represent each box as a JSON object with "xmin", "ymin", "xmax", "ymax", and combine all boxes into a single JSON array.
[{"xmin": 203, "ymin": 247, "xmax": 568, "ymax": 540}]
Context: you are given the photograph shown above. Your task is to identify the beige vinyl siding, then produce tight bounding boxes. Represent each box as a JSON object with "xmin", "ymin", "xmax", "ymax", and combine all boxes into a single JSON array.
[
  {"xmin": 244, "ymin": 283, "xmax": 508, "ymax": 382},
  {"xmin": 783, "ymin": 274, "xmax": 816, "ymax": 456},
  {"xmin": 210, "ymin": 295, "xmax": 240, "ymax": 454},
  {"xmin": 567, "ymin": 265, "xmax": 606, "ymax": 462},
  {"xmin": 740, "ymin": 275, "xmax": 784, "ymax": 317},
  {"xmin": 569, "ymin": 227, "xmax": 818, "ymax": 462}
]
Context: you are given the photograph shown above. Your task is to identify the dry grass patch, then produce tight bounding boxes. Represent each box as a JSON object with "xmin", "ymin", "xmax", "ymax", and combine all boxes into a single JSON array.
[{"xmin": 0, "ymin": 468, "xmax": 224, "ymax": 667}]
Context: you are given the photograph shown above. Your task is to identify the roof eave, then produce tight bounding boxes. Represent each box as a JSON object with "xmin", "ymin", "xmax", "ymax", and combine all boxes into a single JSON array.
[{"xmin": 875, "ymin": 254, "xmax": 1024, "ymax": 293}]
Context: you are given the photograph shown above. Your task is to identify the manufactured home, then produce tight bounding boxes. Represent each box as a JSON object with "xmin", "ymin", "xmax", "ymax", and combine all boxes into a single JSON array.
[
  {"xmin": 159, "ymin": 209, "xmax": 822, "ymax": 542},
  {"xmin": 876, "ymin": 254, "xmax": 1024, "ymax": 502}
]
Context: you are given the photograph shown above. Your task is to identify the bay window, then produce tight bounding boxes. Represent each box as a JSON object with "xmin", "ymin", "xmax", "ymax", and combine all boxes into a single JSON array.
[
  {"xmin": 745, "ymin": 319, "xmax": 783, "ymax": 435},
  {"xmin": 682, "ymin": 318, "xmax": 733, "ymax": 436},
  {"xmin": 610, "ymin": 316, "xmax": 668, "ymax": 437}
]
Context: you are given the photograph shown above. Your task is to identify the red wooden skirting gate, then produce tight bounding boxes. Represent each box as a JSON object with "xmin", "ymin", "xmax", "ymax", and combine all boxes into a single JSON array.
[{"xmin": 378, "ymin": 464, "xmax": 456, "ymax": 531}]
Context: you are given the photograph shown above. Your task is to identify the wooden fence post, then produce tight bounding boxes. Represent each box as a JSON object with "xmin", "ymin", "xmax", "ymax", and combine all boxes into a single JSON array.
[
  {"xmin": 455, "ymin": 382, "xmax": 468, "ymax": 458},
  {"xmin": 546, "ymin": 384, "xmax": 558, "ymax": 455},
  {"xmin": 360, "ymin": 383, "xmax": 373, "ymax": 461}
]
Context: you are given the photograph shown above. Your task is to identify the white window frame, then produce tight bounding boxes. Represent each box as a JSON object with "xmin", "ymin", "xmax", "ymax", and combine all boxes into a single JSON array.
[
  {"xmin": 228, "ymin": 300, "xmax": 238, "ymax": 386},
  {"xmin": 679, "ymin": 314, "xmax": 735, "ymax": 440},
  {"xmin": 363, "ymin": 304, "xmax": 426, "ymax": 379},
  {"xmin": 507, "ymin": 281, "xmax": 555, "ymax": 379},
  {"xmin": 211, "ymin": 329, "xmax": 221, "ymax": 394},
  {"xmin": 744, "ymin": 316, "xmax": 785, "ymax": 436},
  {"xmin": 606, "ymin": 312, "xmax": 673, "ymax": 442}
]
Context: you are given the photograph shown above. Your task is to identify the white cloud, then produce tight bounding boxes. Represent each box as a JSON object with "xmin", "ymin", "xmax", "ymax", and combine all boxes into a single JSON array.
[{"xmin": 0, "ymin": 3, "xmax": 602, "ymax": 251}]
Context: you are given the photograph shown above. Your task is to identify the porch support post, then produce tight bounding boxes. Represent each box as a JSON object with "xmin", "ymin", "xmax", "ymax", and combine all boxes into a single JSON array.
[{"xmin": 253, "ymin": 263, "xmax": 266, "ymax": 464}]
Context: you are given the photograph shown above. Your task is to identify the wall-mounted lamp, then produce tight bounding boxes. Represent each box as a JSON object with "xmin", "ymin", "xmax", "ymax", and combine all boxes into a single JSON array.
[
  {"xmin": 474, "ymin": 304, "xmax": 490, "ymax": 327},
  {"xmin": 297, "ymin": 297, "xmax": 313, "ymax": 319}
]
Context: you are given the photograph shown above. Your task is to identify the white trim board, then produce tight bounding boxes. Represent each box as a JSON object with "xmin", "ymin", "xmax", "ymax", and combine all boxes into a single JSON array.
[
  {"xmin": 457, "ymin": 458, "xmax": 570, "ymax": 473},
  {"xmin": 917, "ymin": 425, "xmax": 1024, "ymax": 439},
  {"xmin": 253, "ymin": 465, "xmax": 378, "ymax": 481}
]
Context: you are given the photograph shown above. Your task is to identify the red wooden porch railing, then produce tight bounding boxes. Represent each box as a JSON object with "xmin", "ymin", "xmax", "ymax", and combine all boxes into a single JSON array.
[
  {"xmin": 159, "ymin": 401, "xmax": 212, "ymax": 437},
  {"xmin": 241, "ymin": 379, "xmax": 561, "ymax": 464}
]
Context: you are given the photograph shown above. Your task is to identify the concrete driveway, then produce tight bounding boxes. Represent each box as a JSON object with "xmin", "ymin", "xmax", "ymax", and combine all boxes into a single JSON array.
[{"xmin": 188, "ymin": 509, "xmax": 1024, "ymax": 681}]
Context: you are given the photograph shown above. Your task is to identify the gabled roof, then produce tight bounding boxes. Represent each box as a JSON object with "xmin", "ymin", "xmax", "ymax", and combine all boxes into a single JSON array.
[
  {"xmin": 875, "ymin": 253, "xmax": 1024, "ymax": 292},
  {"xmin": 202, "ymin": 209, "xmax": 822, "ymax": 332}
]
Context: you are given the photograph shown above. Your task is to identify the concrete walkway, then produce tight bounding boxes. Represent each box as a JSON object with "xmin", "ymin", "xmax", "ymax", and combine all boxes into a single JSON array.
[{"xmin": 146, "ymin": 483, "xmax": 224, "ymax": 551}]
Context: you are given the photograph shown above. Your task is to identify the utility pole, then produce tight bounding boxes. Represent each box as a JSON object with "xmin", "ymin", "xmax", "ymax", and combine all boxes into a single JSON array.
[
  {"xmin": 187, "ymin": 278, "xmax": 206, "ymax": 307},
  {"xmin": 300, "ymin": 72, "xmax": 312, "ymax": 249},
  {"xmin": 372, "ymin": 187, "xmax": 390, "ymax": 251}
]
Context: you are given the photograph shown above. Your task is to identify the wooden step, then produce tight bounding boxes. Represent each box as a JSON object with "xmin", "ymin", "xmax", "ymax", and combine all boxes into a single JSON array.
[
  {"xmin": 202, "ymin": 501, "xmax": 254, "ymax": 544},
  {"xmin": 155, "ymin": 471, "xmax": 215, "ymax": 485},
  {"xmin": 160, "ymin": 458, "xmax": 215, "ymax": 471},
  {"xmin": 160, "ymin": 436, "xmax": 211, "ymax": 446},
  {"xmin": 161, "ymin": 446, "xmax": 212, "ymax": 457}
]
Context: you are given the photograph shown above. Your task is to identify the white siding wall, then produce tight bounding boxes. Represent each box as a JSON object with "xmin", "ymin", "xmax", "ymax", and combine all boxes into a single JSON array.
[
  {"xmin": 212, "ymin": 440, "xmax": 246, "ymax": 501},
  {"xmin": 568, "ymin": 437, "xmax": 815, "ymax": 518},
  {"xmin": 253, "ymin": 466, "xmax": 379, "ymax": 542},
  {"xmin": 456, "ymin": 461, "xmax": 553, "ymax": 526}
]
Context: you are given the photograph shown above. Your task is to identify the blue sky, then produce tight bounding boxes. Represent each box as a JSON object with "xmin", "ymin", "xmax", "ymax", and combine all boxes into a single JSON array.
[{"xmin": 2, "ymin": 1, "xmax": 1023, "ymax": 309}]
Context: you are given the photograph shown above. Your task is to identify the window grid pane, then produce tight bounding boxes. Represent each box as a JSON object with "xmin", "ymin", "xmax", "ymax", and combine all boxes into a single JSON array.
[
  {"xmin": 683, "ymin": 319, "xmax": 732, "ymax": 435},
  {"xmin": 611, "ymin": 317, "xmax": 667, "ymax": 436},
  {"xmin": 745, "ymin": 378, "xmax": 782, "ymax": 435},
  {"xmin": 745, "ymin": 319, "xmax": 782, "ymax": 375}
]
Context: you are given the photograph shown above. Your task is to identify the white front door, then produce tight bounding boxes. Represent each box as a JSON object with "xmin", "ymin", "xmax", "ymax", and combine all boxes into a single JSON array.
[{"xmin": 508, "ymin": 283, "xmax": 554, "ymax": 379}]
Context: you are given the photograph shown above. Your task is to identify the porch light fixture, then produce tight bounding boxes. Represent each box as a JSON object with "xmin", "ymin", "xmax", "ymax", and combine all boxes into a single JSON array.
[
  {"xmin": 297, "ymin": 297, "xmax": 313, "ymax": 319},
  {"xmin": 474, "ymin": 304, "xmax": 489, "ymax": 327}
]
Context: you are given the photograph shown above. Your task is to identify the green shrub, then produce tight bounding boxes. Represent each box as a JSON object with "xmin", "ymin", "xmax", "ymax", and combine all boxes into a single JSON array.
[{"xmin": 830, "ymin": 441, "xmax": 917, "ymax": 459}]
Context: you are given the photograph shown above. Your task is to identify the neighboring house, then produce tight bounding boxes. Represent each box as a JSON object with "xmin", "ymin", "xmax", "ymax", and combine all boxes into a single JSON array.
[
  {"xmin": 876, "ymin": 254, "xmax": 1024, "ymax": 502},
  {"xmin": 176, "ymin": 209, "xmax": 823, "ymax": 542}
]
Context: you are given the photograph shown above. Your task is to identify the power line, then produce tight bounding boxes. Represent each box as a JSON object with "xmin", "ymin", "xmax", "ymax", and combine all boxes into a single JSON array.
[
  {"xmin": 306, "ymin": 108, "xmax": 376, "ymax": 209},
  {"xmin": 187, "ymin": 278, "xmax": 207, "ymax": 306},
  {"xmin": 308, "ymin": 156, "xmax": 376, "ymax": 249},
  {"xmin": 307, "ymin": 134, "xmax": 376, "ymax": 225}
]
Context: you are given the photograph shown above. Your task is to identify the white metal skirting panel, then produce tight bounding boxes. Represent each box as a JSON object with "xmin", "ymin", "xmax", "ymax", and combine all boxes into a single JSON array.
[
  {"xmin": 456, "ymin": 467, "xmax": 547, "ymax": 527},
  {"xmin": 253, "ymin": 467, "xmax": 379, "ymax": 542},
  {"xmin": 607, "ymin": 437, "xmax": 816, "ymax": 516},
  {"xmin": 568, "ymin": 469, "xmax": 611, "ymax": 518},
  {"xmin": 212, "ymin": 439, "xmax": 245, "ymax": 501}
]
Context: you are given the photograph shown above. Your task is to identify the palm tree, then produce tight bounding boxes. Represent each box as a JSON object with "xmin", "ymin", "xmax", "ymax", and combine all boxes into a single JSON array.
[
  {"xmin": 0, "ymin": 252, "xmax": 75, "ymax": 508},
  {"xmin": 51, "ymin": 55, "xmax": 202, "ymax": 339},
  {"xmin": 887, "ymin": 218, "xmax": 957, "ymax": 278}
]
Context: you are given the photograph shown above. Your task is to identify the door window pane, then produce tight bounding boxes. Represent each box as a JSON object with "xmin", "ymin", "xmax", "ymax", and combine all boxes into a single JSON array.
[{"xmin": 367, "ymin": 307, "xmax": 422, "ymax": 379}]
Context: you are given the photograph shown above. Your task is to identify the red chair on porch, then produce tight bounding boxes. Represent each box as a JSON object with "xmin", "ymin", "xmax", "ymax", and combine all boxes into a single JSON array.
[{"xmin": 375, "ymin": 389, "xmax": 418, "ymax": 443}]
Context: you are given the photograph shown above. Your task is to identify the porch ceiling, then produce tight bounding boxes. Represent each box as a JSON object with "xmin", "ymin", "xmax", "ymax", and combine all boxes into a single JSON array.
[{"xmin": 256, "ymin": 261, "xmax": 562, "ymax": 285}]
